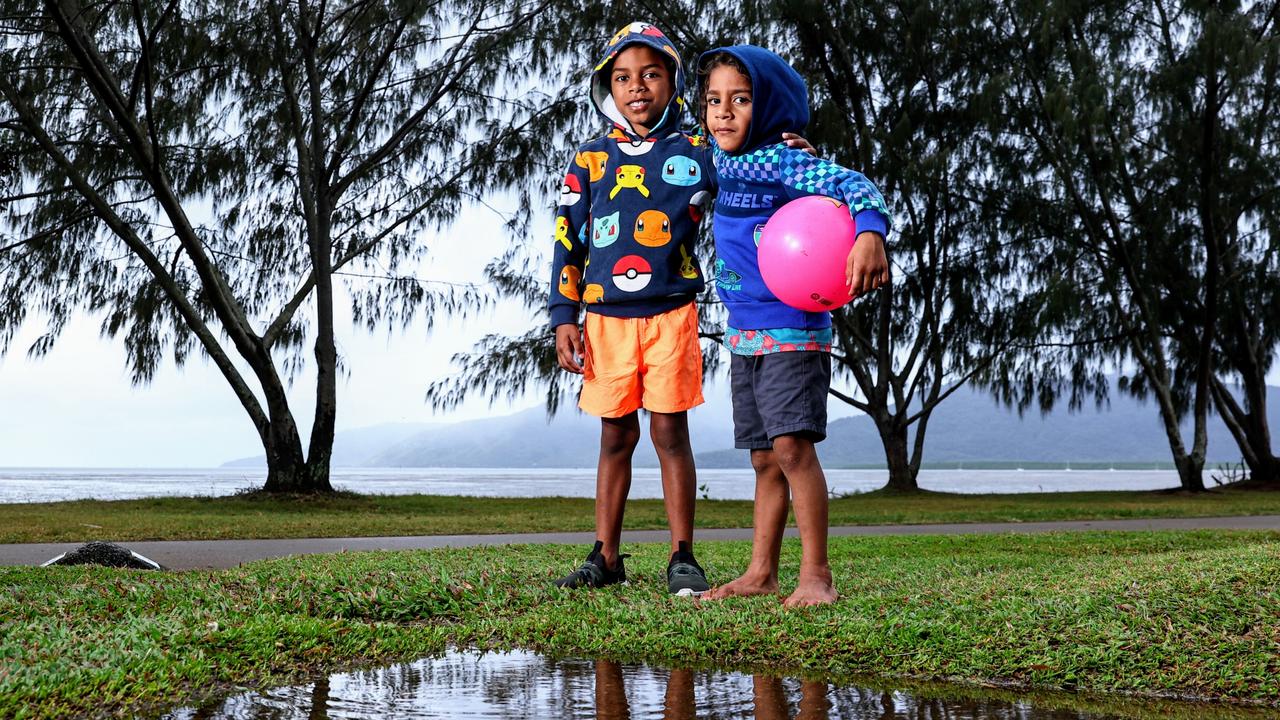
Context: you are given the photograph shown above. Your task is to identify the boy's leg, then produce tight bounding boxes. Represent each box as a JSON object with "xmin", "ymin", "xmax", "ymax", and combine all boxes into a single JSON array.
[
  {"xmin": 596, "ymin": 412, "xmax": 641, "ymax": 569},
  {"xmin": 648, "ymin": 410, "xmax": 694, "ymax": 554},
  {"xmin": 702, "ymin": 448, "xmax": 788, "ymax": 599},
  {"xmin": 650, "ymin": 410, "xmax": 711, "ymax": 595},
  {"xmin": 663, "ymin": 668, "xmax": 695, "ymax": 719},
  {"xmin": 593, "ymin": 660, "xmax": 629, "ymax": 719},
  {"xmin": 638, "ymin": 303, "xmax": 710, "ymax": 594},
  {"xmin": 772, "ymin": 434, "xmax": 837, "ymax": 607},
  {"xmin": 554, "ymin": 311, "xmax": 642, "ymax": 588}
]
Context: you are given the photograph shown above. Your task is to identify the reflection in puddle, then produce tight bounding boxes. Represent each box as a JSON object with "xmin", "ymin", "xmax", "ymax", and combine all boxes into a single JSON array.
[{"xmin": 162, "ymin": 650, "xmax": 1250, "ymax": 719}]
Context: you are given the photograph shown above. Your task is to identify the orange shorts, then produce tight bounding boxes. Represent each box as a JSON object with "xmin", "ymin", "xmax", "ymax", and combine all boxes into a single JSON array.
[{"xmin": 580, "ymin": 302, "xmax": 704, "ymax": 418}]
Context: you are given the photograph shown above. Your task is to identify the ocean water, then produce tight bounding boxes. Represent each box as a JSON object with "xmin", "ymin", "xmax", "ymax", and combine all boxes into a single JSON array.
[{"xmin": 0, "ymin": 466, "xmax": 1184, "ymax": 504}]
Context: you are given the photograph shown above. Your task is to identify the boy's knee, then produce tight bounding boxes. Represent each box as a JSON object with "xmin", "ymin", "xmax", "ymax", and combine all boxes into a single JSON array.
[
  {"xmin": 749, "ymin": 449, "xmax": 776, "ymax": 475},
  {"xmin": 600, "ymin": 418, "xmax": 641, "ymax": 457},
  {"xmin": 771, "ymin": 435, "xmax": 816, "ymax": 473},
  {"xmin": 649, "ymin": 415, "xmax": 692, "ymax": 458}
]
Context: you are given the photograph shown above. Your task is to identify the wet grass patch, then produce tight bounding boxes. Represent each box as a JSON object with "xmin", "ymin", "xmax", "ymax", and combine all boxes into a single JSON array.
[{"xmin": 2, "ymin": 530, "xmax": 1278, "ymax": 717}]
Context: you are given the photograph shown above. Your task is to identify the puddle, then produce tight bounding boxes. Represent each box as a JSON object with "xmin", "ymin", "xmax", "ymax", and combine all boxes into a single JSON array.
[{"xmin": 162, "ymin": 650, "xmax": 1276, "ymax": 719}]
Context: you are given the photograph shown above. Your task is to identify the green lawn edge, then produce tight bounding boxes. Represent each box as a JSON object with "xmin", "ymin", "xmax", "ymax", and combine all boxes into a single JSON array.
[
  {"xmin": 4, "ymin": 486, "xmax": 1280, "ymax": 544},
  {"xmin": 2, "ymin": 530, "xmax": 1278, "ymax": 718}
]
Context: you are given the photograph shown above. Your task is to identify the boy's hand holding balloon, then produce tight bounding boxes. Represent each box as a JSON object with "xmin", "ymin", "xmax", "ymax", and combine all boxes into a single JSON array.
[{"xmin": 846, "ymin": 232, "xmax": 889, "ymax": 298}]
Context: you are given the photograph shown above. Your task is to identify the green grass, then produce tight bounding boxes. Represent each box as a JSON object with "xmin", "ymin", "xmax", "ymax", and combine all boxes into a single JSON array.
[
  {"xmin": 2, "ymin": 530, "xmax": 1278, "ymax": 717},
  {"xmin": 3, "ymin": 486, "xmax": 1279, "ymax": 543}
]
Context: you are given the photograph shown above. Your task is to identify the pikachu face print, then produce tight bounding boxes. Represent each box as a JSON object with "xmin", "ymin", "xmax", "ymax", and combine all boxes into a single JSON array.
[
  {"xmin": 678, "ymin": 244, "xmax": 699, "ymax": 280},
  {"xmin": 555, "ymin": 216, "xmax": 572, "ymax": 251},
  {"xmin": 609, "ymin": 165, "xmax": 649, "ymax": 200}
]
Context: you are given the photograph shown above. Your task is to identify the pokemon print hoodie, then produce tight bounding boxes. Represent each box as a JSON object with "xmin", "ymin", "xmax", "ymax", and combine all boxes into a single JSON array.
[
  {"xmin": 701, "ymin": 45, "xmax": 892, "ymax": 332},
  {"xmin": 548, "ymin": 23, "xmax": 714, "ymax": 328}
]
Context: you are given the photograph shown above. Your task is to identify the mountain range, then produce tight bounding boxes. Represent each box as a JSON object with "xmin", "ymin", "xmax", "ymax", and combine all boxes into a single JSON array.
[{"xmin": 223, "ymin": 378, "xmax": 1279, "ymax": 469}]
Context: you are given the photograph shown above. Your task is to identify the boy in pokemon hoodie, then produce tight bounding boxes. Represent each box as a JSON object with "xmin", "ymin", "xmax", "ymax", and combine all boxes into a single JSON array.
[{"xmin": 548, "ymin": 22, "xmax": 715, "ymax": 595}]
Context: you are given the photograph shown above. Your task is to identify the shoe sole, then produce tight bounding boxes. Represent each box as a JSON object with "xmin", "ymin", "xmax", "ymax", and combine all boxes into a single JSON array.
[{"xmin": 672, "ymin": 587, "xmax": 707, "ymax": 598}]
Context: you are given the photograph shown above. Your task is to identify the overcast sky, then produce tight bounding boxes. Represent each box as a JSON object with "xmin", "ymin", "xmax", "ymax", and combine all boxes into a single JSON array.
[
  {"xmin": 3, "ymin": 202, "xmax": 1275, "ymax": 469},
  {"xmin": 0, "ymin": 202, "xmax": 547, "ymax": 468}
]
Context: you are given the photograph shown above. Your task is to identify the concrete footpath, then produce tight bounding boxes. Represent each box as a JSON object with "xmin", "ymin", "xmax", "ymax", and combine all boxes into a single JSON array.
[{"xmin": 2, "ymin": 515, "xmax": 1278, "ymax": 570}]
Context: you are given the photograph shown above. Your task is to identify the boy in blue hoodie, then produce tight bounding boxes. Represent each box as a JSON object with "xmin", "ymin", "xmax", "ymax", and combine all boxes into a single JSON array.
[
  {"xmin": 548, "ymin": 22, "xmax": 716, "ymax": 595},
  {"xmin": 697, "ymin": 47, "xmax": 891, "ymax": 607}
]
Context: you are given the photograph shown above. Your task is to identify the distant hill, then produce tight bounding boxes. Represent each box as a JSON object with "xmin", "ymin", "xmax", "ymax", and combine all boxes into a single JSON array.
[
  {"xmin": 223, "ymin": 379, "xmax": 1279, "ymax": 470},
  {"xmin": 697, "ymin": 381, "xmax": 1280, "ymax": 468},
  {"xmin": 222, "ymin": 421, "xmax": 438, "ymax": 468}
]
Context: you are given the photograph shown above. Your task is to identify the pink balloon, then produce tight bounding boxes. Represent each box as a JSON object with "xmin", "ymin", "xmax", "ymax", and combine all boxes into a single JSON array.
[{"xmin": 757, "ymin": 195, "xmax": 857, "ymax": 312}]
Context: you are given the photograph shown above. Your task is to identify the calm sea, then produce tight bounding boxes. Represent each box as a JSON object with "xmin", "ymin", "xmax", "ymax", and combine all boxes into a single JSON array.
[{"xmin": 0, "ymin": 466, "xmax": 1185, "ymax": 504}]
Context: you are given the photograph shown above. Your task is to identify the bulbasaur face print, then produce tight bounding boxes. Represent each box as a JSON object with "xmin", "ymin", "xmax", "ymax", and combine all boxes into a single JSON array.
[
  {"xmin": 592, "ymin": 212, "xmax": 621, "ymax": 248},
  {"xmin": 661, "ymin": 156, "xmax": 702, "ymax": 186}
]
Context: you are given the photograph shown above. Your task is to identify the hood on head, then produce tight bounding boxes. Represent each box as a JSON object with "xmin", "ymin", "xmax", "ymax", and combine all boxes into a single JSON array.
[
  {"xmin": 698, "ymin": 45, "xmax": 809, "ymax": 155},
  {"xmin": 591, "ymin": 22, "xmax": 686, "ymax": 139}
]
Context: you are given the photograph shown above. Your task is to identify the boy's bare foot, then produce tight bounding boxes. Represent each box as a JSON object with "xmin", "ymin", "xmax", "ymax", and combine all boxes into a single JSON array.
[
  {"xmin": 783, "ymin": 569, "xmax": 838, "ymax": 608},
  {"xmin": 701, "ymin": 572, "xmax": 779, "ymax": 600}
]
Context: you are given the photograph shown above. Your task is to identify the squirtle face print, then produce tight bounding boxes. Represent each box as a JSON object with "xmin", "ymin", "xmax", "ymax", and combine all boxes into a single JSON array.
[
  {"xmin": 557, "ymin": 266, "xmax": 582, "ymax": 301},
  {"xmin": 633, "ymin": 209, "xmax": 672, "ymax": 247},
  {"xmin": 609, "ymin": 165, "xmax": 649, "ymax": 200},
  {"xmin": 575, "ymin": 151, "xmax": 608, "ymax": 183},
  {"xmin": 688, "ymin": 190, "xmax": 711, "ymax": 223},
  {"xmin": 583, "ymin": 283, "xmax": 605, "ymax": 304},
  {"xmin": 612, "ymin": 255, "xmax": 652, "ymax": 293},
  {"xmin": 555, "ymin": 216, "xmax": 572, "ymax": 250},
  {"xmin": 592, "ymin": 212, "xmax": 621, "ymax": 248},
  {"xmin": 559, "ymin": 173, "xmax": 582, "ymax": 206},
  {"xmin": 661, "ymin": 156, "xmax": 701, "ymax": 187}
]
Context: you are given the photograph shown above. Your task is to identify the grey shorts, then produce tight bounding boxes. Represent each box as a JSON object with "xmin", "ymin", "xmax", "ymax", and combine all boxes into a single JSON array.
[{"xmin": 729, "ymin": 351, "xmax": 831, "ymax": 450}]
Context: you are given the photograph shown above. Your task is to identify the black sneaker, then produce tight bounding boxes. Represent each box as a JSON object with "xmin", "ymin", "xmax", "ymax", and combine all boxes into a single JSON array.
[
  {"xmin": 667, "ymin": 541, "xmax": 709, "ymax": 597},
  {"xmin": 554, "ymin": 541, "xmax": 628, "ymax": 589}
]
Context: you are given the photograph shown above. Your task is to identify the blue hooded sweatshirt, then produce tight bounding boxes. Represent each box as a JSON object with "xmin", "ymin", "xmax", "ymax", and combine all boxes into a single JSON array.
[
  {"xmin": 699, "ymin": 45, "xmax": 892, "ymax": 334},
  {"xmin": 547, "ymin": 23, "xmax": 716, "ymax": 329}
]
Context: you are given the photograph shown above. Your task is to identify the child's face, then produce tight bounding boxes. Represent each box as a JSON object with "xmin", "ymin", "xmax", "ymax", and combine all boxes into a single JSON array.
[
  {"xmin": 610, "ymin": 45, "xmax": 674, "ymax": 135},
  {"xmin": 704, "ymin": 64, "xmax": 752, "ymax": 153}
]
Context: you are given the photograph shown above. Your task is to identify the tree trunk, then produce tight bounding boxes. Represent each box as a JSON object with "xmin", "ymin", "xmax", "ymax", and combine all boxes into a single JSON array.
[
  {"xmin": 1148, "ymin": 379, "xmax": 1207, "ymax": 492},
  {"xmin": 878, "ymin": 421, "xmax": 919, "ymax": 492},
  {"xmin": 1212, "ymin": 377, "xmax": 1280, "ymax": 486},
  {"xmin": 259, "ymin": 385, "xmax": 333, "ymax": 493},
  {"xmin": 1173, "ymin": 453, "xmax": 1207, "ymax": 493}
]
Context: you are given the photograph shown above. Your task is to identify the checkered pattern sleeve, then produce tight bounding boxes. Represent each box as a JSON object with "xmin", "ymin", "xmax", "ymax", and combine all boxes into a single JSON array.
[{"xmin": 778, "ymin": 148, "xmax": 892, "ymax": 234}]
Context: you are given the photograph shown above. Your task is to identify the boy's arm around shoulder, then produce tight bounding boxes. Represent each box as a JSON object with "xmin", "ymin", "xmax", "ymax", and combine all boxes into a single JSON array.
[
  {"xmin": 777, "ymin": 146, "xmax": 891, "ymax": 297},
  {"xmin": 549, "ymin": 152, "xmax": 592, "ymax": 372},
  {"xmin": 777, "ymin": 146, "xmax": 892, "ymax": 241}
]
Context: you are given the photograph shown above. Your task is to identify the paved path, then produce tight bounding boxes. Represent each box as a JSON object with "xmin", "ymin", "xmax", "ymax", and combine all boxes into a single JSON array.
[{"xmin": 3, "ymin": 515, "xmax": 1277, "ymax": 570}]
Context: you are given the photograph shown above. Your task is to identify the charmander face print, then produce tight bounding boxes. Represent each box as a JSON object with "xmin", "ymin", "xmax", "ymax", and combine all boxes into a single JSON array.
[
  {"xmin": 633, "ymin": 209, "xmax": 672, "ymax": 247},
  {"xmin": 575, "ymin": 151, "xmax": 608, "ymax": 182},
  {"xmin": 557, "ymin": 265, "xmax": 582, "ymax": 300}
]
